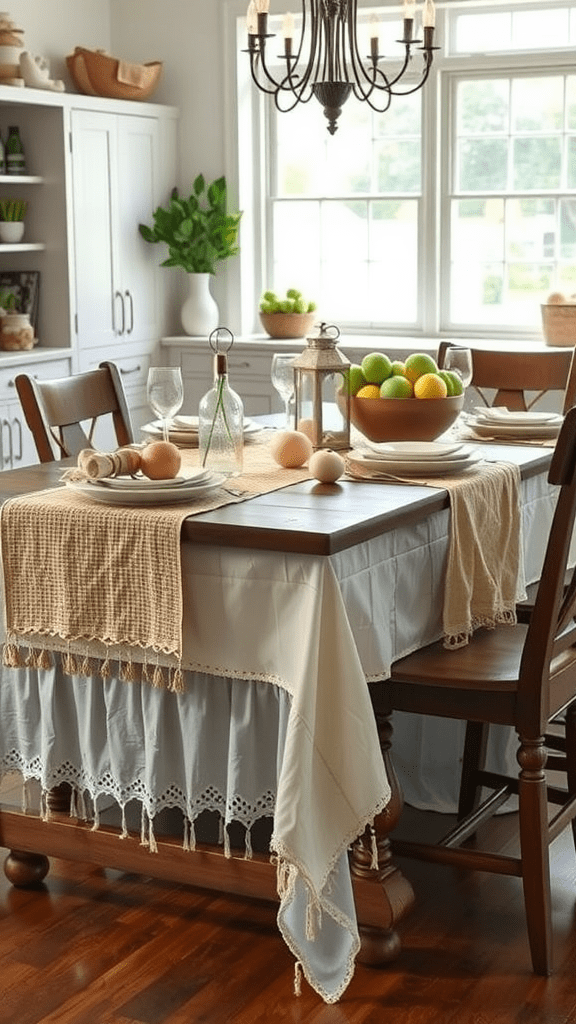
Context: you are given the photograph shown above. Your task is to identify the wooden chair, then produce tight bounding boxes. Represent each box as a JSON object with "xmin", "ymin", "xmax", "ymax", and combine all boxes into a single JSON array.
[
  {"xmin": 15, "ymin": 361, "xmax": 134, "ymax": 463},
  {"xmin": 437, "ymin": 341, "xmax": 576, "ymax": 413},
  {"xmin": 374, "ymin": 406, "xmax": 576, "ymax": 975}
]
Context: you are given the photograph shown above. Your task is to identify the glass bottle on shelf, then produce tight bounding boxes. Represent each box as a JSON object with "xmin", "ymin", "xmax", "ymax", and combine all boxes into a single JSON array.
[
  {"xmin": 199, "ymin": 328, "xmax": 244, "ymax": 477},
  {"xmin": 6, "ymin": 126, "xmax": 25, "ymax": 175}
]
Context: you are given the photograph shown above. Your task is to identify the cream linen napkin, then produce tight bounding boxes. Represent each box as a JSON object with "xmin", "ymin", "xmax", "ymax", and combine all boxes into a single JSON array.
[{"xmin": 345, "ymin": 458, "xmax": 524, "ymax": 648}]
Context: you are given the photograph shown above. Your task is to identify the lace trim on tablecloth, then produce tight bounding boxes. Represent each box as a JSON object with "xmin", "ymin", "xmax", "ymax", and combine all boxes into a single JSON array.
[
  {"xmin": 271, "ymin": 787, "xmax": 389, "ymax": 1004},
  {"xmin": 0, "ymin": 751, "xmax": 276, "ymax": 860}
]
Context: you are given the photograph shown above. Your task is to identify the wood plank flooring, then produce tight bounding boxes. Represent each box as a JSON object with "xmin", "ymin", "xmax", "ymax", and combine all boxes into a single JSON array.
[{"xmin": 1, "ymin": 786, "xmax": 576, "ymax": 1023}]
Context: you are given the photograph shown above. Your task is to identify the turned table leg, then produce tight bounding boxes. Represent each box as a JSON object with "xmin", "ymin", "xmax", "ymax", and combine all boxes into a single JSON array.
[
  {"xmin": 1, "ymin": 784, "xmax": 70, "ymax": 888},
  {"xmin": 4, "ymin": 849, "xmax": 49, "ymax": 887},
  {"xmin": 350, "ymin": 707, "xmax": 414, "ymax": 965}
]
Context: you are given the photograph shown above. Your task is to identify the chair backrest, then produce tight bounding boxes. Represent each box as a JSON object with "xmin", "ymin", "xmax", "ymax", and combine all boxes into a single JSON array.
[
  {"xmin": 520, "ymin": 405, "xmax": 576, "ymax": 733},
  {"xmin": 437, "ymin": 341, "xmax": 576, "ymax": 412},
  {"xmin": 15, "ymin": 360, "xmax": 134, "ymax": 463}
]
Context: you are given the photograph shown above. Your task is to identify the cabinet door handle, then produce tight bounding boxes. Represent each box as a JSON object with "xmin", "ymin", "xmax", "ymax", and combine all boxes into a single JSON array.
[
  {"xmin": 12, "ymin": 417, "xmax": 22, "ymax": 462},
  {"xmin": 119, "ymin": 364, "xmax": 141, "ymax": 376},
  {"xmin": 114, "ymin": 290, "xmax": 125, "ymax": 335},
  {"xmin": 125, "ymin": 290, "xmax": 134, "ymax": 334},
  {"xmin": 2, "ymin": 419, "xmax": 12, "ymax": 469}
]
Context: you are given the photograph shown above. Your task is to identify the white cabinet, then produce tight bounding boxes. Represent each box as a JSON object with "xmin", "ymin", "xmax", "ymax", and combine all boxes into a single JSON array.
[
  {"xmin": 162, "ymin": 337, "xmax": 277, "ymax": 417},
  {"xmin": 71, "ymin": 109, "xmax": 160, "ymax": 354},
  {"xmin": 0, "ymin": 354, "xmax": 71, "ymax": 468}
]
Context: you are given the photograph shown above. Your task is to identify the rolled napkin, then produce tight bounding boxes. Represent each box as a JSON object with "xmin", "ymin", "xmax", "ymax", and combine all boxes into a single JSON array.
[{"xmin": 63, "ymin": 447, "xmax": 142, "ymax": 482}]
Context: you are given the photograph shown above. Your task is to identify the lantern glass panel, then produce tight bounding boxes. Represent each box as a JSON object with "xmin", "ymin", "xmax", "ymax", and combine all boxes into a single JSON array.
[{"xmin": 295, "ymin": 367, "xmax": 350, "ymax": 450}]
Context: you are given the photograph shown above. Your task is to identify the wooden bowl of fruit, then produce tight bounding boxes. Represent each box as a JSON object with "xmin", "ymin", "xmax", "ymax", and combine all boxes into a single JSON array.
[{"xmin": 343, "ymin": 351, "xmax": 465, "ymax": 442}]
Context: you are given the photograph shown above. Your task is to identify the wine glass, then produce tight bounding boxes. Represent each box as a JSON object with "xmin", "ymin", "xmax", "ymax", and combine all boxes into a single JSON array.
[
  {"xmin": 147, "ymin": 367, "xmax": 184, "ymax": 443},
  {"xmin": 443, "ymin": 346, "xmax": 473, "ymax": 388},
  {"xmin": 271, "ymin": 352, "xmax": 298, "ymax": 428}
]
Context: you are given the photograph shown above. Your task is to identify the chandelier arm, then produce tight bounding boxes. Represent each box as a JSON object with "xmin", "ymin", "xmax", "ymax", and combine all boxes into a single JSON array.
[
  {"xmin": 384, "ymin": 53, "xmax": 434, "ymax": 97},
  {"xmin": 248, "ymin": 51, "xmax": 282, "ymax": 96}
]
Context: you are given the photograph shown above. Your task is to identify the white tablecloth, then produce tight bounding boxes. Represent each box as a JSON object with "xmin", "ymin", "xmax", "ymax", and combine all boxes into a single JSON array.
[{"xmin": 0, "ymin": 467, "xmax": 561, "ymax": 1000}]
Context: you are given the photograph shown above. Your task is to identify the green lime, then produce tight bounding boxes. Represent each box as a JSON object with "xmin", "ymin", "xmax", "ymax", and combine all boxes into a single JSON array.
[
  {"xmin": 380, "ymin": 376, "xmax": 413, "ymax": 399},
  {"xmin": 445, "ymin": 370, "xmax": 464, "ymax": 396},
  {"xmin": 361, "ymin": 351, "xmax": 393, "ymax": 385},
  {"xmin": 343, "ymin": 364, "xmax": 366, "ymax": 396},
  {"xmin": 404, "ymin": 352, "xmax": 438, "ymax": 383},
  {"xmin": 439, "ymin": 370, "xmax": 455, "ymax": 396},
  {"xmin": 390, "ymin": 360, "xmax": 406, "ymax": 376}
]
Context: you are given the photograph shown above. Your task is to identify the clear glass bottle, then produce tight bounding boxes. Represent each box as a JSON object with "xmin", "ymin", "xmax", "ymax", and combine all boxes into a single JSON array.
[
  {"xmin": 6, "ymin": 126, "xmax": 25, "ymax": 175},
  {"xmin": 199, "ymin": 351, "xmax": 244, "ymax": 476}
]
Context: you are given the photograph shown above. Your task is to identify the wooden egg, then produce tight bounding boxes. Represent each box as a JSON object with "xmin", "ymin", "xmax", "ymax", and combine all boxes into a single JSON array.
[
  {"xmin": 309, "ymin": 449, "xmax": 345, "ymax": 483},
  {"xmin": 270, "ymin": 430, "xmax": 313, "ymax": 468}
]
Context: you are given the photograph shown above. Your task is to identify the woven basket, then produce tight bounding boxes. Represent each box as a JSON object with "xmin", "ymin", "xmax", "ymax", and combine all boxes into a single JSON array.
[
  {"xmin": 260, "ymin": 311, "xmax": 317, "ymax": 340},
  {"xmin": 541, "ymin": 303, "xmax": 576, "ymax": 347}
]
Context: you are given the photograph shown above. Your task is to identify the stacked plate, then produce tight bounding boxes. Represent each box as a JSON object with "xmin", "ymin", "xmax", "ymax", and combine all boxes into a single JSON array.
[
  {"xmin": 66, "ymin": 467, "xmax": 225, "ymax": 506},
  {"xmin": 468, "ymin": 407, "xmax": 563, "ymax": 441},
  {"xmin": 348, "ymin": 440, "xmax": 481, "ymax": 478},
  {"xmin": 141, "ymin": 415, "xmax": 263, "ymax": 448}
]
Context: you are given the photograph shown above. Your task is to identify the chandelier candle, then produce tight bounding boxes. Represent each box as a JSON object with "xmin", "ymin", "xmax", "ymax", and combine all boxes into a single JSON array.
[{"xmin": 244, "ymin": 0, "xmax": 438, "ymax": 135}]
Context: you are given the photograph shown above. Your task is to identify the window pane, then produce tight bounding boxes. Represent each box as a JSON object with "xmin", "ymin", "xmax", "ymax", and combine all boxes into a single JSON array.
[
  {"xmin": 506, "ymin": 198, "xmax": 555, "ymax": 262},
  {"xmin": 513, "ymin": 137, "xmax": 562, "ymax": 190},
  {"xmin": 511, "ymin": 77, "xmax": 563, "ymax": 132},
  {"xmin": 457, "ymin": 80, "xmax": 508, "ymax": 135},
  {"xmin": 452, "ymin": 199, "xmax": 504, "ymax": 267},
  {"xmin": 454, "ymin": 12, "xmax": 512, "ymax": 53},
  {"xmin": 452, "ymin": 6, "xmax": 575, "ymax": 54},
  {"xmin": 458, "ymin": 139, "xmax": 508, "ymax": 192}
]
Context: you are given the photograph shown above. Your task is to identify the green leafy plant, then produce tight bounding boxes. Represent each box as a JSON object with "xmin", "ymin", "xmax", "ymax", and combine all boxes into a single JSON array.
[
  {"xmin": 0, "ymin": 199, "xmax": 27, "ymax": 221},
  {"xmin": 0, "ymin": 288, "xmax": 17, "ymax": 311},
  {"xmin": 259, "ymin": 287, "xmax": 316, "ymax": 314},
  {"xmin": 139, "ymin": 174, "xmax": 242, "ymax": 275}
]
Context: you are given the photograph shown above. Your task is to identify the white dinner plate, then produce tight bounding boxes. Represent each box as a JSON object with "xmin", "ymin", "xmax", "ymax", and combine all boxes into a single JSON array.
[
  {"xmin": 364, "ymin": 440, "xmax": 467, "ymax": 461},
  {"xmin": 470, "ymin": 420, "xmax": 561, "ymax": 440},
  {"xmin": 473, "ymin": 407, "xmax": 562, "ymax": 426},
  {"xmin": 348, "ymin": 450, "xmax": 482, "ymax": 477},
  {"xmin": 141, "ymin": 419, "xmax": 262, "ymax": 443},
  {"xmin": 66, "ymin": 474, "xmax": 225, "ymax": 506},
  {"xmin": 95, "ymin": 468, "xmax": 213, "ymax": 490}
]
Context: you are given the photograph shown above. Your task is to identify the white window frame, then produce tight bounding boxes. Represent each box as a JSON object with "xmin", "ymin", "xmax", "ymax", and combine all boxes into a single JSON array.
[{"xmin": 225, "ymin": 0, "xmax": 576, "ymax": 341}]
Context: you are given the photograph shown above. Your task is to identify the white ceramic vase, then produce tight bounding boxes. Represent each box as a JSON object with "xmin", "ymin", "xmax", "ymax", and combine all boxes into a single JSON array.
[{"xmin": 181, "ymin": 272, "xmax": 219, "ymax": 337}]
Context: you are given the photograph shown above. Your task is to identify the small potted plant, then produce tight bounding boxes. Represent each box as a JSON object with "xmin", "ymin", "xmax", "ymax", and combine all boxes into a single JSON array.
[
  {"xmin": 259, "ymin": 288, "xmax": 318, "ymax": 339},
  {"xmin": 139, "ymin": 174, "xmax": 242, "ymax": 337},
  {"xmin": 0, "ymin": 286, "xmax": 34, "ymax": 350},
  {"xmin": 0, "ymin": 198, "xmax": 27, "ymax": 243}
]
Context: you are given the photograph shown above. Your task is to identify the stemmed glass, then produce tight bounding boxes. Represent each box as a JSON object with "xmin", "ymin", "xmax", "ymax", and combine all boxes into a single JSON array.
[
  {"xmin": 271, "ymin": 352, "xmax": 298, "ymax": 428},
  {"xmin": 443, "ymin": 346, "xmax": 473, "ymax": 389},
  {"xmin": 147, "ymin": 367, "xmax": 184, "ymax": 443}
]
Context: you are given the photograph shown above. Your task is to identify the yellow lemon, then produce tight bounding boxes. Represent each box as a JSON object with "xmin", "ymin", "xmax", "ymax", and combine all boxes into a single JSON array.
[
  {"xmin": 414, "ymin": 373, "xmax": 448, "ymax": 399},
  {"xmin": 356, "ymin": 384, "xmax": 381, "ymax": 399}
]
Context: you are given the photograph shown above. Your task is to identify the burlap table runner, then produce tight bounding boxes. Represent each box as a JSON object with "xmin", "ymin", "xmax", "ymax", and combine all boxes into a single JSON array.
[
  {"xmin": 0, "ymin": 440, "xmax": 311, "ymax": 689},
  {"xmin": 345, "ymin": 457, "xmax": 523, "ymax": 648}
]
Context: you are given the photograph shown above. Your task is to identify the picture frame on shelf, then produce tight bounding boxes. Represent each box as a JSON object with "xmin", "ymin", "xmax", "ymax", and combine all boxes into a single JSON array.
[{"xmin": 0, "ymin": 271, "xmax": 39, "ymax": 336}]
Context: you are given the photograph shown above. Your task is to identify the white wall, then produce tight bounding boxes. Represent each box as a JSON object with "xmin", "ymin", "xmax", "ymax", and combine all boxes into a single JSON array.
[{"xmin": 2, "ymin": 1, "xmax": 111, "ymax": 84}]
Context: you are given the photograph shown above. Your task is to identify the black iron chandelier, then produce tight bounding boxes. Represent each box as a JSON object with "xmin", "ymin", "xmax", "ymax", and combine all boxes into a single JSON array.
[{"xmin": 244, "ymin": 0, "xmax": 439, "ymax": 135}]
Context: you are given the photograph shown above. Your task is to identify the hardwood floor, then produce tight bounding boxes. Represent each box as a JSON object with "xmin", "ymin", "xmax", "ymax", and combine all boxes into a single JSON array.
[{"xmin": 1, "ymin": 787, "xmax": 576, "ymax": 1023}]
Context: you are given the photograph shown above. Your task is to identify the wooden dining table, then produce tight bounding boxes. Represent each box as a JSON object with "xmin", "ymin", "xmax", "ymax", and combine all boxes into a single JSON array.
[{"xmin": 0, "ymin": 436, "xmax": 559, "ymax": 1002}]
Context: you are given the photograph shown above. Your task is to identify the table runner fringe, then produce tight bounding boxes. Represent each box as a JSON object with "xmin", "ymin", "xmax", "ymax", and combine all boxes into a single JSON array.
[
  {"xmin": 444, "ymin": 605, "xmax": 517, "ymax": 650},
  {"xmin": 2, "ymin": 636, "xmax": 185, "ymax": 692}
]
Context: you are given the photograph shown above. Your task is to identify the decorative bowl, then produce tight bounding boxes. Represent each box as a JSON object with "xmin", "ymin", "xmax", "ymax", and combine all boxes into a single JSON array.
[
  {"xmin": 347, "ymin": 394, "xmax": 465, "ymax": 442},
  {"xmin": 260, "ymin": 311, "xmax": 317, "ymax": 340},
  {"xmin": 66, "ymin": 47, "xmax": 162, "ymax": 102}
]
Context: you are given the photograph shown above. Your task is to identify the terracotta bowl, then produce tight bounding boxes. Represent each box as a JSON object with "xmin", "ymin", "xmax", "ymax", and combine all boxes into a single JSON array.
[
  {"xmin": 260, "ymin": 311, "xmax": 317, "ymax": 339},
  {"xmin": 67, "ymin": 47, "xmax": 162, "ymax": 101},
  {"xmin": 347, "ymin": 394, "xmax": 465, "ymax": 442}
]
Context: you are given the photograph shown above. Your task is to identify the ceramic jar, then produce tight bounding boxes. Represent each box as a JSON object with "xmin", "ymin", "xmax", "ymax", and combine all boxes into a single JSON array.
[{"xmin": 0, "ymin": 311, "xmax": 34, "ymax": 350}]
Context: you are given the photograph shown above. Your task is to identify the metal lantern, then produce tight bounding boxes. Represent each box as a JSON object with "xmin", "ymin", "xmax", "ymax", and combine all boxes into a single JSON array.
[{"xmin": 293, "ymin": 323, "xmax": 350, "ymax": 451}]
